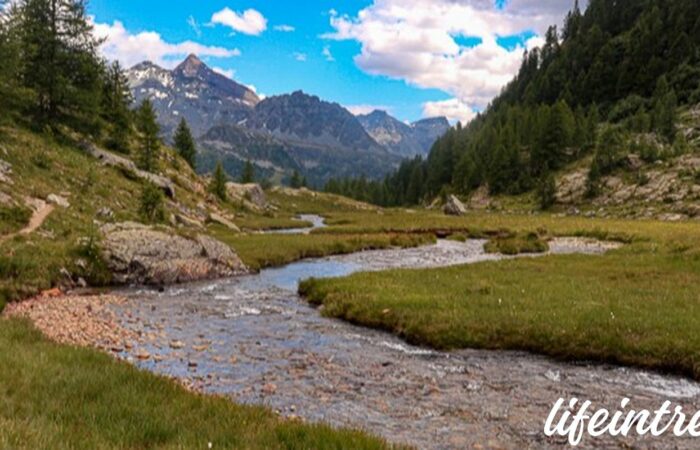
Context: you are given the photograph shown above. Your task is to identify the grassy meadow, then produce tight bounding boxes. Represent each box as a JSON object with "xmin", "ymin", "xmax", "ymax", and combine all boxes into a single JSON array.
[{"xmin": 300, "ymin": 212, "xmax": 700, "ymax": 378}]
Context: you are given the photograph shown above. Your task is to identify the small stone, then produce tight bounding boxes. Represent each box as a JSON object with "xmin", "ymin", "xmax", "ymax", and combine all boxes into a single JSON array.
[
  {"xmin": 188, "ymin": 361, "xmax": 198, "ymax": 368},
  {"xmin": 170, "ymin": 340, "xmax": 185, "ymax": 349},
  {"xmin": 135, "ymin": 350, "xmax": 150, "ymax": 360},
  {"xmin": 261, "ymin": 383, "xmax": 277, "ymax": 395},
  {"xmin": 47, "ymin": 194, "xmax": 70, "ymax": 208}
]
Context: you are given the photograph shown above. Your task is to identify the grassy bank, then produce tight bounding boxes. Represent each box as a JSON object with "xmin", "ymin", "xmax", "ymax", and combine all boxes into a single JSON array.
[
  {"xmin": 213, "ymin": 229, "xmax": 435, "ymax": 271},
  {"xmin": 0, "ymin": 318, "xmax": 398, "ymax": 449},
  {"xmin": 301, "ymin": 215, "xmax": 700, "ymax": 379}
]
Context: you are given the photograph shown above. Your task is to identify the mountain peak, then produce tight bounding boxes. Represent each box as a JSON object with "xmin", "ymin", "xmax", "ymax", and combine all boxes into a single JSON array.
[{"xmin": 174, "ymin": 54, "xmax": 206, "ymax": 77}]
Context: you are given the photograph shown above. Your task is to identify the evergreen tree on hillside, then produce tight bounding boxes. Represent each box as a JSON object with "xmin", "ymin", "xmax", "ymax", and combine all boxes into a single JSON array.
[
  {"xmin": 210, "ymin": 162, "xmax": 228, "ymax": 202},
  {"xmin": 0, "ymin": 1, "xmax": 27, "ymax": 119},
  {"xmin": 290, "ymin": 170, "xmax": 302, "ymax": 189},
  {"xmin": 15, "ymin": 0, "xmax": 104, "ymax": 129},
  {"xmin": 239, "ymin": 160, "xmax": 255, "ymax": 184},
  {"xmin": 173, "ymin": 119, "xmax": 197, "ymax": 170},
  {"xmin": 136, "ymin": 99, "xmax": 160, "ymax": 173},
  {"xmin": 102, "ymin": 61, "xmax": 132, "ymax": 153},
  {"xmin": 651, "ymin": 76, "xmax": 678, "ymax": 142}
]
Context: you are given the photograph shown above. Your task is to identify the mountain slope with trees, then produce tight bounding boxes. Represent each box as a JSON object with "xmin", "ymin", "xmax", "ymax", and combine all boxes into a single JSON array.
[{"xmin": 326, "ymin": 0, "xmax": 700, "ymax": 216}]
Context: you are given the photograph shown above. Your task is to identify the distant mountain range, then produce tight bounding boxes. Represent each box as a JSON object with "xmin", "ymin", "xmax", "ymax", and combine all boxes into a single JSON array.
[
  {"xmin": 357, "ymin": 110, "xmax": 450, "ymax": 158},
  {"xmin": 126, "ymin": 54, "xmax": 450, "ymax": 185}
]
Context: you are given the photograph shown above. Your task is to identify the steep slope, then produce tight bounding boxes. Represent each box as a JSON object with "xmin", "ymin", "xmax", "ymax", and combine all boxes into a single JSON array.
[
  {"xmin": 127, "ymin": 54, "xmax": 259, "ymax": 138},
  {"xmin": 357, "ymin": 111, "xmax": 450, "ymax": 158}
]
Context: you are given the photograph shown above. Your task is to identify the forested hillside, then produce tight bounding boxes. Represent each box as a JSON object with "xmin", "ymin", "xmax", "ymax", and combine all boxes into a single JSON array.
[{"xmin": 326, "ymin": 0, "xmax": 700, "ymax": 208}]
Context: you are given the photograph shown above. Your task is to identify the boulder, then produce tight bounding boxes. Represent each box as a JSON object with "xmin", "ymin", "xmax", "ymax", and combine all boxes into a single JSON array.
[
  {"xmin": 80, "ymin": 141, "xmax": 176, "ymax": 199},
  {"xmin": 100, "ymin": 222, "xmax": 248, "ymax": 285},
  {"xmin": 443, "ymin": 195, "xmax": 467, "ymax": 216},
  {"xmin": 226, "ymin": 183, "xmax": 268, "ymax": 211},
  {"xmin": 208, "ymin": 212, "xmax": 241, "ymax": 232},
  {"xmin": 468, "ymin": 185, "xmax": 492, "ymax": 209},
  {"xmin": 47, "ymin": 194, "xmax": 70, "ymax": 208}
]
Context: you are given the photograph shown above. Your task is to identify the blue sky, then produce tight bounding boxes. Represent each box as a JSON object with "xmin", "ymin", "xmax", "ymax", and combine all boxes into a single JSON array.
[{"xmin": 90, "ymin": 0, "xmax": 575, "ymax": 123}]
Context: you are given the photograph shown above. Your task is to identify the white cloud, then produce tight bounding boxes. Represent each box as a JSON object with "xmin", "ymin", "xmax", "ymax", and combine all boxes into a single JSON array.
[
  {"xmin": 345, "ymin": 104, "xmax": 391, "ymax": 116},
  {"xmin": 211, "ymin": 8, "xmax": 267, "ymax": 36},
  {"xmin": 293, "ymin": 52, "xmax": 307, "ymax": 62},
  {"xmin": 423, "ymin": 98, "xmax": 476, "ymax": 125},
  {"xmin": 324, "ymin": 0, "xmax": 573, "ymax": 123},
  {"xmin": 212, "ymin": 66, "xmax": 235, "ymax": 79},
  {"xmin": 187, "ymin": 16, "xmax": 201, "ymax": 37},
  {"xmin": 322, "ymin": 46, "xmax": 335, "ymax": 62},
  {"xmin": 94, "ymin": 20, "xmax": 240, "ymax": 69},
  {"xmin": 274, "ymin": 24, "xmax": 295, "ymax": 32}
]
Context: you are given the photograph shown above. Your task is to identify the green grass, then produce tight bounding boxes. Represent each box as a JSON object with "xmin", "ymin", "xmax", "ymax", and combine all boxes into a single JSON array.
[
  {"xmin": 0, "ymin": 318, "xmax": 399, "ymax": 449},
  {"xmin": 213, "ymin": 228, "xmax": 435, "ymax": 271},
  {"xmin": 233, "ymin": 214, "xmax": 313, "ymax": 232},
  {"xmin": 300, "ymin": 214, "xmax": 700, "ymax": 379},
  {"xmin": 483, "ymin": 232, "xmax": 549, "ymax": 255},
  {"xmin": 0, "ymin": 205, "xmax": 32, "ymax": 235}
]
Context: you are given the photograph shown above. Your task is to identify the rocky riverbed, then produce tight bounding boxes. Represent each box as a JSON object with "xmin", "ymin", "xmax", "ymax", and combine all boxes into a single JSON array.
[{"xmin": 7, "ymin": 237, "xmax": 700, "ymax": 449}]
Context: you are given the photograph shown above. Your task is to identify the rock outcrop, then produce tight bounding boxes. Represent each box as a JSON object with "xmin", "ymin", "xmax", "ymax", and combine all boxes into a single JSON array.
[
  {"xmin": 80, "ymin": 142, "xmax": 176, "ymax": 199},
  {"xmin": 100, "ymin": 222, "xmax": 248, "ymax": 285},
  {"xmin": 225, "ymin": 182, "xmax": 269, "ymax": 212},
  {"xmin": 443, "ymin": 195, "xmax": 467, "ymax": 216}
]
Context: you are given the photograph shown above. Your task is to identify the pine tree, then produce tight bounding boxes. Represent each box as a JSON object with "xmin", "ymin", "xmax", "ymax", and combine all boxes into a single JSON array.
[
  {"xmin": 290, "ymin": 170, "xmax": 302, "ymax": 188},
  {"xmin": 239, "ymin": 160, "xmax": 255, "ymax": 184},
  {"xmin": 174, "ymin": 119, "xmax": 197, "ymax": 170},
  {"xmin": 136, "ymin": 99, "xmax": 160, "ymax": 173},
  {"xmin": 537, "ymin": 172, "xmax": 557, "ymax": 210},
  {"xmin": 17, "ymin": 0, "xmax": 104, "ymax": 129},
  {"xmin": 210, "ymin": 162, "xmax": 228, "ymax": 202},
  {"xmin": 652, "ymin": 76, "xmax": 678, "ymax": 142},
  {"xmin": 0, "ymin": 1, "xmax": 26, "ymax": 119},
  {"xmin": 103, "ymin": 61, "xmax": 132, "ymax": 153}
]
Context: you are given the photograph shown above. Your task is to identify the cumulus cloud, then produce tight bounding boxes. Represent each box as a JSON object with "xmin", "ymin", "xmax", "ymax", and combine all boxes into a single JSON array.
[
  {"xmin": 293, "ymin": 52, "xmax": 307, "ymax": 62},
  {"xmin": 211, "ymin": 8, "xmax": 267, "ymax": 36},
  {"xmin": 274, "ymin": 24, "xmax": 295, "ymax": 32},
  {"xmin": 344, "ymin": 104, "xmax": 391, "ymax": 116},
  {"xmin": 212, "ymin": 66, "xmax": 235, "ymax": 79},
  {"xmin": 322, "ymin": 45, "xmax": 335, "ymax": 62},
  {"xmin": 423, "ymin": 98, "xmax": 477, "ymax": 125},
  {"xmin": 94, "ymin": 20, "xmax": 240, "ymax": 69},
  {"xmin": 324, "ymin": 0, "xmax": 573, "ymax": 123}
]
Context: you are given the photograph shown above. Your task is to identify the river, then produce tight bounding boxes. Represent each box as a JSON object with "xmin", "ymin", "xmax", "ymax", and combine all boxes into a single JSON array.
[{"xmin": 109, "ymin": 216, "xmax": 700, "ymax": 449}]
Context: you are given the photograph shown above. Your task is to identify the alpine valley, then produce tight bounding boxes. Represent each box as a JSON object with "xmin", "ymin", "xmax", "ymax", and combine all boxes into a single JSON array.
[{"xmin": 127, "ymin": 54, "xmax": 450, "ymax": 185}]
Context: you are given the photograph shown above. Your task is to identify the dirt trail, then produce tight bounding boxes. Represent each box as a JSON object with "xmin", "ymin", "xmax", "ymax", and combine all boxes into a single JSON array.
[{"xmin": 1, "ymin": 198, "xmax": 54, "ymax": 242}]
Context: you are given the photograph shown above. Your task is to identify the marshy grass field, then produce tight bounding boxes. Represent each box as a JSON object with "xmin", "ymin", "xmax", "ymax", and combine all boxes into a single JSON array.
[{"xmin": 300, "ymin": 210, "xmax": 700, "ymax": 378}]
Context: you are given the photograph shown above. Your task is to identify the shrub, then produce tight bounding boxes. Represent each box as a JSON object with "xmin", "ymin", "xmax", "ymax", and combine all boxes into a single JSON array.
[
  {"xmin": 139, "ymin": 182, "xmax": 165, "ymax": 223},
  {"xmin": 537, "ymin": 173, "xmax": 557, "ymax": 210}
]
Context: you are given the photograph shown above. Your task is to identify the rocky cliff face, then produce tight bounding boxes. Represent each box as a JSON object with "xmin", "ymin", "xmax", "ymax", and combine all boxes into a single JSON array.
[
  {"xmin": 357, "ymin": 111, "xmax": 450, "ymax": 158},
  {"xmin": 127, "ymin": 54, "xmax": 259, "ymax": 138}
]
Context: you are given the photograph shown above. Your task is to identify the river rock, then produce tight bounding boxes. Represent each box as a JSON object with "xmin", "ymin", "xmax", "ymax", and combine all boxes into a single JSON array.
[
  {"xmin": 443, "ymin": 195, "xmax": 467, "ymax": 216},
  {"xmin": 100, "ymin": 222, "xmax": 249, "ymax": 285}
]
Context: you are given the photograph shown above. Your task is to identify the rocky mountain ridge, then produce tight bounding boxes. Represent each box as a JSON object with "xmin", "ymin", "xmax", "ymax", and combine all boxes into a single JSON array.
[
  {"xmin": 126, "ymin": 55, "xmax": 448, "ymax": 184},
  {"xmin": 357, "ymin": 111, "xmax": 450, "ymax": 158}
]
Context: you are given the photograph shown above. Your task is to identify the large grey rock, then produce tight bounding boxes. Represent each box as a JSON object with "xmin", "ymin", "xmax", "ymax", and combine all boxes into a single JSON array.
[
  {"xmin": 100, "ymin": 222, "xmax": 248, "ymax": 285},
  {"xmin": 443, "ymin": 195, "xmax": 467, "ymax": 216},
  {"xmin": 80, "ymin": 141, "xmax": 176, "ymax": 199},
  {"xmin": 226, "ymin": 182, "xmax": 268, "ymax": 211}
]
